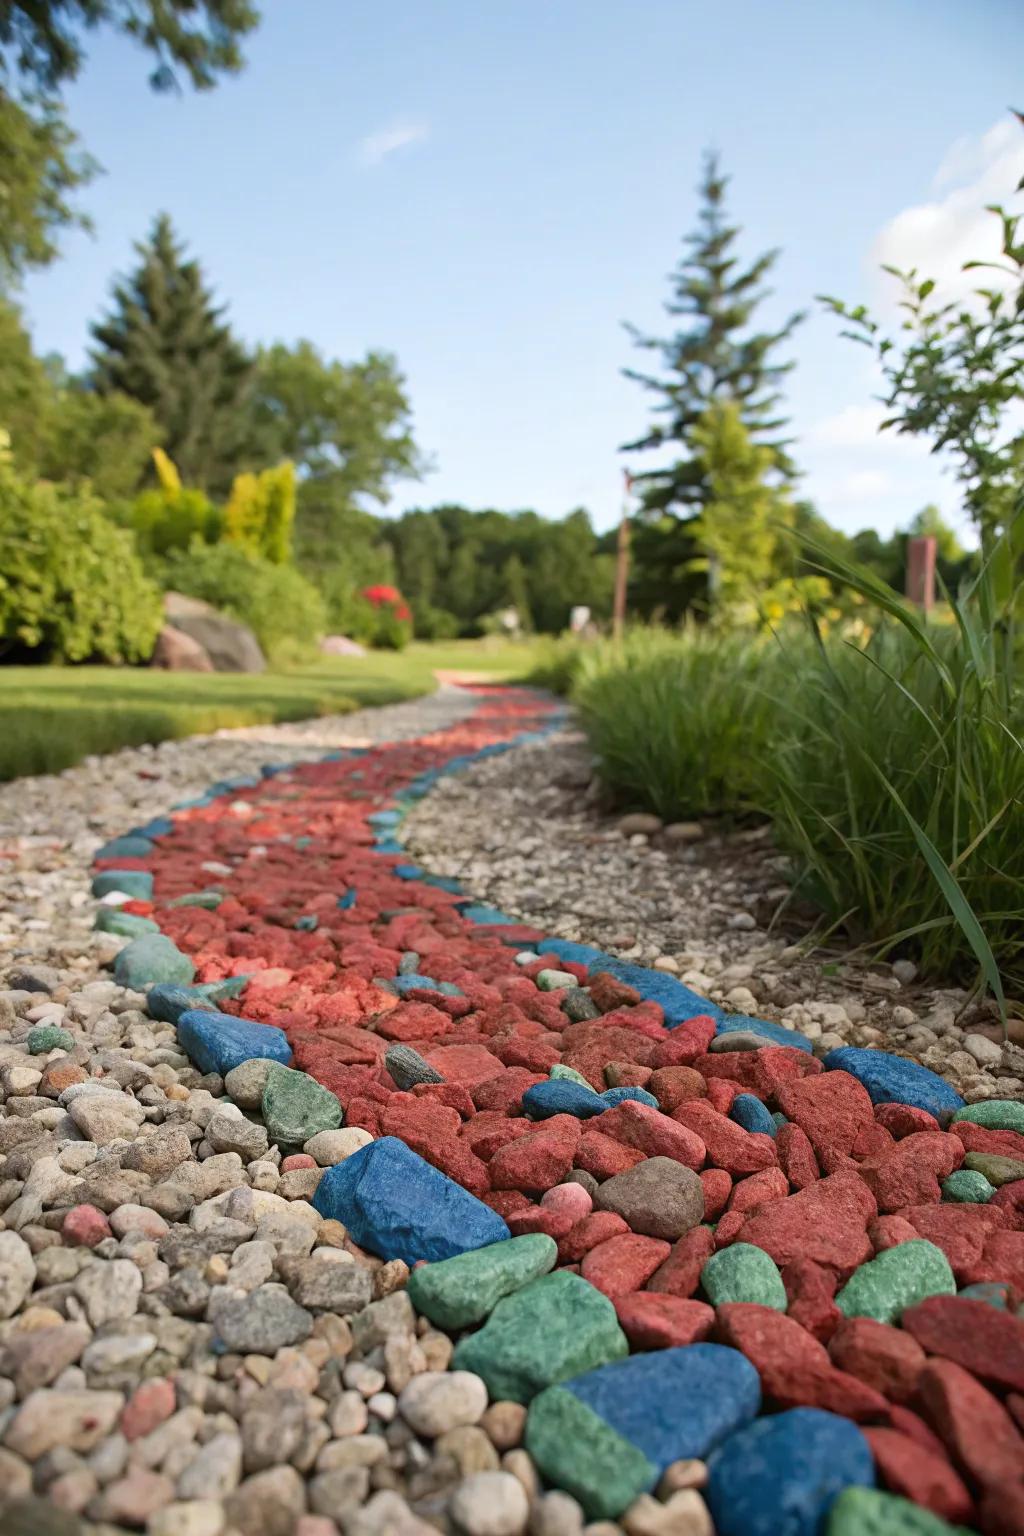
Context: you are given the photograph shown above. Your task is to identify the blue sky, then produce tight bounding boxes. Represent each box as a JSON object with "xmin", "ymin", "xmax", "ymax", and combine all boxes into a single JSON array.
[{"xmin": 19, "ymin": 0, "xmax": 1024, "ymax": 538}]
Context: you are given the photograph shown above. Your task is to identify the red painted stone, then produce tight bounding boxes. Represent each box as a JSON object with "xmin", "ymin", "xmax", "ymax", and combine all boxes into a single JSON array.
[
  {"xmin": 979, "ymin": 1481, "xmax": 1024, "ymax": 1536},
  {"xmin": 672, "ymin": 1100, "xmax": 776, "ymax": 1176},
  {"xmin": 580, "ymin": 1232, "xmax": 671, "ymax": 1299},
  {"xmin": 776, "ymin": 1070, "xmax": 875, "ymax": 1159},
  {"xmin": 726, "ymin": 1167, "xmax": 789, "ymax": 1216},
  {"xmin": 63, "ymin": 1204, "xmax": 112, "ymax": 1247},
  {"xmin": 645, "ymin": 1065, "xmax": 707, "ymax": 1110},
  {"xmin": 716, "ymin": 1302, "xmax": 888, "ymax": 1422},
  {"xmin": 597, "ymin": 1100, "xmax": 706, "ymax": 1170},
  {"xmin": 918, "ymin": 1359, "xmax": 1024, "ymax": 1488},
  {"xmin": 699, "ymin": 1167, "xmax": 733, "ymax": 1221},
  {"xmin": 856, "ymin": 1132, "xmax": 964, "ymax": 1212},
  {"xmin": 588, "ymin": 972, "xmax": 642, "ymax": 1012},
  {"xmin": 896, "ymin": 1203, "xmax": 1005, "ymax": 1278},
  {"xmin": 827, "ymin": 1316, "xmax": 926, "ymax": 1403},
  {"xmin": 775, "ymin": 1123, "xmax": 821, "ymax": 1190},
  {"xmin": 781, "ymin": 1259, "xmax": 842, "ymax": 1343},
  {"xmin": 902, "ymin": 1295, "xmax": 1024, "ymax": 1393},
  {"xmin": 574, "ymin": 1129, "xmax": 647, "ymax": 1180},
  {"xmin": 488, "ymin": 1115, "xmax": 582, "ymax": 1192},
  {"xmin": 506, "ymin": 1206, "xmax": 576, "ymax": 1239},
  {"xmin": 704, "ymin": 1078, "xmax": 746, "ymax": 1113},
  {"xmin": 863, "ymin": 1427, "xmax": 973, "ymax": 1525},
  {"xmin": 874, "ymin": 1102, "xmax": 940, "ymax": 1139},
  {"xmin": 645, "ymin": 1225, "xmax": 716, "ymax": 1299},
  {"xmin": 870, "ymin": 1215, "xmax": 920, "ymax": 1252},
  {"xmin": 280, "ymin": 1153, "xmax": 317, "ymax": 1171},
  {"xmin": 614, "ymin": 1292, "xmax": 715, "ymax": 1349},
  {"xmin": 558, "ymin": 1211, "xmax": 630, "ymax": 1264},
  {"xmin": 733, "ymin": 1171, "xmax": 877, "ymax": 1276}
]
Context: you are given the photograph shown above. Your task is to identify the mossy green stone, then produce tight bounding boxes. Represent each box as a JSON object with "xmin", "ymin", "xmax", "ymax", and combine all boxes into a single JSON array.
[
  {"xmin": 407, "ymin": 1234, "xmax": 557, "ymax": 1330},
  {"xmin": 167, "ymin": 890, "xmax": 223, "ymax": 909},
  {"xmin": 550, "ymin": 1064, "xmax": 592, "ymax": 1088},
  {"xmin": 26, "ymin": 1025, "xmax": 75, "ymax": 1054},
  {"xmin": 452, "ymin": 1270, "xmax": 628, "ymax": 1404},
  {"xmin": 700, "ymin": 1243, "xmax": 787, "ymax": 1311},
  {"xmin": 827, "ymin": 1487, "xmax": 974, "ymax": 1536},
  {"xmin": 261, "ymin": 1062, "xmax": 342, "ymax": 1147},
  {"xmin": 537, "ymin": 969, "xmax": 577, "ymax": 992},
  {"xmin": 964, "ymin": 1151, "xmax": 1024, "ymax": 1187},
  {"xmin": 941, "ymin": 1169, "xmax": 994, "ymax": 1203},
  {"xmin": 113, "ymin": 934, "xmax": 195, "ymax": 990},
  {"xmin": 952, "ymin": 1099, "xmax": 1024, "ymax": 1135},
  {"xmin": 836, "ymin": 1240, "xmax": 955, "ymax": 1325},
  {"xmin": 525, "ymin": 1385, "xmax": 657, "ymax": 1520},
  {"xmin": 95, "ymin": 908, "xmax": 160, "ymax": 937}
]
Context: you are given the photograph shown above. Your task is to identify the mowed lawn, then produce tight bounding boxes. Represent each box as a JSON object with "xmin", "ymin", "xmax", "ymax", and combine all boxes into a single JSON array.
[{"xmin": 1, "ymin": 640, "xmax": 543, "ymax": 781}]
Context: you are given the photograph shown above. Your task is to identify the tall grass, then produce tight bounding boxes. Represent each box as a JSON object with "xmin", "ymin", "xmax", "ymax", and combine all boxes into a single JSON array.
[{"xmin": 560, "ymin": 521, "xmax": 1024, "ymax": 1000}]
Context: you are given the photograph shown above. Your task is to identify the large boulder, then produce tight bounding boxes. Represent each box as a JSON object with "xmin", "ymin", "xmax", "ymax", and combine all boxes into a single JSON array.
[
  {"xmin": 163, "ymin": 592, "xmax": 265, "ymax": 673},
  {"xmin": 150, "ymin": 624, "xmax": 214, "ymax": 671}
]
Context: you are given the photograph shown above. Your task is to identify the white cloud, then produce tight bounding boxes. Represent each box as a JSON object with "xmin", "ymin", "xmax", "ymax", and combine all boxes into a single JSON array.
[
  {"xmin": 870, "ymin": 116, "xmax": 1024, "ymax": 304},
  {"xmin": 356, "ymin": 120, "xmax": 429, "ymax": 168}
]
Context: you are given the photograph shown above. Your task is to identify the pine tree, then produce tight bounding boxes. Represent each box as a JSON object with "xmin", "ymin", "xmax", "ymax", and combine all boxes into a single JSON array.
[
  {"xmin": 89, "ymin": 214, "xmax": 253, "ymax": 493},
  {"xmin": 623, "ymin": 153, "xmax": 804, "ymax": 521},
  {"xmin": 687, "ymin": 401, "xmax": 789, "ymax": 612}
]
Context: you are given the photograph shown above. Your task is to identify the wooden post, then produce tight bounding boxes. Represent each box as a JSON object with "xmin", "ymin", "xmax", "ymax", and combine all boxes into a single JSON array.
[
  {"xmin": 906, "ymin": 536, "xmax": 937, "ymax": 613},
  {"xmin": 613, "ymin": 470, "xmax": 632, "ymax": 641}
]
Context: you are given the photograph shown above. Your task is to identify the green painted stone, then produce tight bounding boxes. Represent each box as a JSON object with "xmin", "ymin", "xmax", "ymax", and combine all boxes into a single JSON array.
[
  {"xmin": 700, "ymin": 1243, "xmax": 787, "ymax": 1311},
  {"xmin": 261, "ymin": 1061, "xmax": 342, "ymax": 1147},
  {"xmin": 836, "ymin": 1240, "xmax": 955, "ymax": 1325},
  {"xmin": 941, "ymin": 1169, "xmax": 994, "ymax": 1203},
  {"xmin": 167, "ymin": 890, "xmax": 223, "ymax": 909},
  {"xmin": 26, "ymin": 1025, "xmax": 75, "ymax": 1054},
  {"xmin": 964, "ymin": 1151, "xmax": 1024, "ymax": 1187},
  {"xmin": 407, "ymin": 1234, "xmax": 557, "ymax": 1330},
  {"xmin": 452, "ymin": 1270, "xmax": 628, "ymax": 1404},
  {"xmin": 95, "ymin": 908, "xmax": 160, "ymax": 937},
  {"xmin": 952, "ymin": 1099, "xmax": 1024, "ymax": 1135},
  {"xmin": 536, "ymin": 969, "xmax": 578, "ymax": 992},
  {"xmin": 525, "ymin": 1384, "xmax": 657, "ymax": 1520},
  {"xmin": 113, "ymin": 934, "xmax": 195, "ymax": 990},
  {"xmin": 550, "ymin": 1063, "xmax": 592, "ymax": 1088},
  {"xmin": 827, "ymin": 1486, "xmax": 974, "ymax": 1536}
]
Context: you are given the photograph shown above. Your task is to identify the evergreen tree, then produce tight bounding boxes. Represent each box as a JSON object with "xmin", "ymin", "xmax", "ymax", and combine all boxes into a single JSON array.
[
  {"xmin": 687, "ymin": 401, "xmax": 789, "ymax": 611},
  {"xmin": 623, "ymin": 153, "xmax": 803, "ymax": 522},
  {"xmin": 89, "ymin": 214, "xmax": 253, "ymax": 492}
]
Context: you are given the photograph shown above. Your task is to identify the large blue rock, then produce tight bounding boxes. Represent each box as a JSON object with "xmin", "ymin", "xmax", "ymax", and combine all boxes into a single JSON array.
[
  {"xmin": 177, "ymin": 1009, "xmax": 292, "ymax": 1077},
  {"xmin": 458, "ymin": 903, "xmax": 521, "ymax": 926},
  {"xmin": 585, "ymin": 957, "xmax": 724, "ymax": 1026},
  {"xmin": 524, "ymin": 1080, "xmax": 607, "ymax": 1120},
  {"xmin": 541, "ymin": 939, "xmax": 611, "ymax": 969},
  {"xmin": 706, "ymin": 1408, "xmax": 874, "ymax": 1536},
  {"xmin": 822, "ymin": 1046, "xmax": 965, "ymax": 1120},
  {"xmin": 600, "ymin": 1086, "xmax": 659, "ymax": 1109},
  {"xmin": 95, "ymin": 834, "xmax": 155, "ymax": 861},
  {"xmin": 92, "ymin": 869, "xmax": 154, "ymax": 901},
  {"xmin": 717, "ymin": 1015, "xmax": 815, "ymax": 1053},
  {"xmin": 564, "ymin": 1344, "xmax": 760, "ymax": 1472},
  {"xmin": 731, "ymin": 1093, "xmax": 779, "ymax": 1137},
  {"xmin": 313, "ymin": 1137, "xmax": 510, "ymax": 1265}
]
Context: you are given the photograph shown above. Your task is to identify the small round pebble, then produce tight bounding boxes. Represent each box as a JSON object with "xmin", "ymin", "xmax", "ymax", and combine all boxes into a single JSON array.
[{"xmin": 449, "ymin": 1470, "xmax": 530, "ymax": 1535}]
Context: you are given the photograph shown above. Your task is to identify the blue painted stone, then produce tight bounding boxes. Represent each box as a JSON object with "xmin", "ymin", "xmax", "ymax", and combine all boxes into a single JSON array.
[
  {"xmin": 393, "ymin": 864, "xmax": 425, "ymax": 880},
  {"xmin": 374, "ymin": 838, "xmax": 404, "ymax": 855},
  {"xmin": 422, "ymin": 874, "xmax": 463, "ymax": 894},
  {"xmin": 717, "ymin": 1015, "xmax": 815, "ymax": 1054},
  {"xmin": 177, "ymin": 1009, "xmax": 292, "ymax": 1077},
  {"xmin": 542, "ymin": 939, "xmax": 611, "ymax": 969},
  {"xmin": 147, "ymin": 985, "xmax": 217, "ymax": 1024},
  {"xmin": 731, "ymin": 1094, "xmax": 779, "ymax": 1137},
  {"xmin": 773, "ymin": 1112, "xmax": 789, "ymax": 1130},
  {"xmin": 585, "ymin": 958, "xmax": 724, "ymax": 1027},
  {"xmin": 564, "ymin": 1344, "xmax": 761, "ymax": 1472},
  {"xmin": 312, "ymin": 1137, "xmax": 510, "ymax": 1265},
  {"xmin": 958, "ymin": 1282, "xmax": 1013, "ymax": 1311},
  {"xmin": 368, "ymin": 810, "xmax": 402, "ymax": 828},
  {"xmin": 95, "ymin": 834, "xmax": 155, "ymax": 861},
  {"xmin": 822, "ymin": 1047, "xmax": 965, "ymax": 1120},
  {"xmin": 294, "ymin": 915, "xmax": 319, "ymax": 931},
  {"xmin": 114, "ymin": 934, "xmax": 195, "ymax": 989},
  {"xmin": 338, "ymin": 889, "xmax": 357, "ymax": 910},
  {"xmin": 92, "ymin": 869, "xmax": 154, "ymax": 901},
  {"xmin": 524, "ymin": 1080, "xmax": 608, "ymax": 1120},
  {"xmin": 458, "ymin": 904, "xmax": 521, "ymax": 926},
  {"xmin": 706, "ymin": 1408, "xmax": 874, "ymax": 1536},
  {"xmin": 134, "ymin": 816, "xmax": 174, "ymax": 839},
  {"xmin": 388, "ymin": 974, "xmax": 464, "ymax": 998},
  {"xmin": 600, "ymin": 1087, "xmax": 659, "ymax": 1109}
]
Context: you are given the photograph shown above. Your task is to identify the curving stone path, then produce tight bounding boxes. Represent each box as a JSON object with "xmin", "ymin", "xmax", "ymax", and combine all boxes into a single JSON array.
[{"xmin": 2, "ymin": 682, "xmax": 1024, "ymax": 1536}]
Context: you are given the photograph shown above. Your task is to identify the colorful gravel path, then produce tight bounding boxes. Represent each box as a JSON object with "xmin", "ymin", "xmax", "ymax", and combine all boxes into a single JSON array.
[{"xmin": 94, "ymin": 683, "xmax": 1024, "ymax": 1536}]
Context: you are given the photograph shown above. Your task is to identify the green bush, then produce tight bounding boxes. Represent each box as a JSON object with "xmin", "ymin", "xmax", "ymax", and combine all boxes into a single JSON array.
[
  {"xmin": 412, "ymin": 602, "xmax": 461, "ymax": 641},
  {"xmin": 160, "ymin": 542, "xmax": 327, "ymax": 662},
  {"xmin": 0, "ymin": 463, "xmax": 162, "ymax": 662},
  {"xmin": 130, "ymin": 485, "xmax": 223, "ymax": 558},
  {"xmin": 572, "ymin": 627, "xmax": 778, "ymax": 820}
]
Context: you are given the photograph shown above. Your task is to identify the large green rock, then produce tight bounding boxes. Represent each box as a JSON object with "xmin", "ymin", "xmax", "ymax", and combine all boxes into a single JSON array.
[
  {"xmin": 964, "ymin": 1151, "xmax": 1024, "ymax": 1187},
  {"xmin": 452, "ymin": 1270, "xmax": 628, "ymax": 1403},
  {"xmin": 835, "ymin": 1240, "xmax": 955, "ymax": 1325},
  {"xmin": 95, "ymin": 908, "xmax": 160, "ymax": 937},
  {"xmin": 827, "ymin": 1487, "xmax": 974, "ymax": 1535},
  {"xmin": 951, "ymin": 1099, "xmax": 1024, "ymax": 1135},
  {"xmin": 525, "ymin": 1385, "xmax": 657, "ymax": 1520},
  {"xmin": 407, "ymin": 1234, "xmax": 557, "ymax": 1330},
  {"xmin": 113, "ymin": 934, "xmax": 195, "ymax": 990},
  {"xmin": 700, "ymin": 1243, "xmax": 787, "ymax": 1311},
  {"xmin": 262, "ymin": 1062, "xmax": 342, "ymax": 1147}
]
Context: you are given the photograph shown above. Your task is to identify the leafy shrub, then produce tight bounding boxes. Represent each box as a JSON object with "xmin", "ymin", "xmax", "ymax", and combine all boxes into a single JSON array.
[
  {"xmin": 160, "ymin": 542, "xmax": 327, "ymax": 662},
  {"xmin": 358, "ymin": 585, "xmax": 412, "ymax": 650},
  {"xmin": 0, "ymin": 461, "xmax": 162, "ymax": 663},
  {"xmin": 131, "ymin": 484, "xmax": 223, "ymax": 557},
  {"xmin": 412, "ymin": 602, "xmax": 460, "ymax": 641},
  {"xmin": 223, "ymin": 461, "xmax": 296, "ymax": 564}
]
